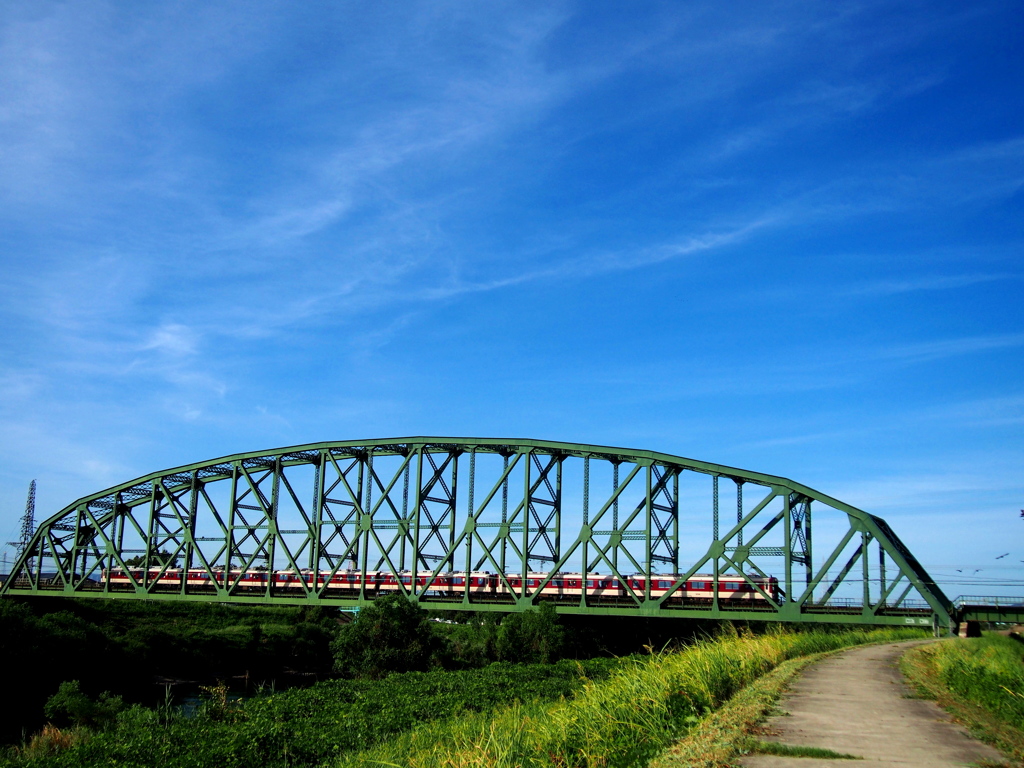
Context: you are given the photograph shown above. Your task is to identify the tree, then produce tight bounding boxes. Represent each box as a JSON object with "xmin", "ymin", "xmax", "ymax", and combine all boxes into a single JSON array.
[
  {"xmin": 496, "ymin": 602, "xmax": 565, "ymax": 663},
  {"xmin": 122, "ymin": 549, "xmax": 177, "ymax": 568},
  {"xmin": 331, "ymin": 595, "xmax": 442, "ymax": 678}
]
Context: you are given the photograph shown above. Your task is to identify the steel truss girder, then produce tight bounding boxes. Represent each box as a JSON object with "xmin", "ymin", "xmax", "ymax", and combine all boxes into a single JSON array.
[{"xmin": 0, "ymin": 437, "xmax": 953, "ymax": 627}]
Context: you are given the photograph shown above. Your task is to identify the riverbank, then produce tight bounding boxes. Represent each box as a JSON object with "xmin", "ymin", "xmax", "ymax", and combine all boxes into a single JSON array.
[
  {"xmin": 336, "ymin": 627, "xmax": 924, "ymax": 768},
  {"xmin": 901, "ymin": 634, "xmax": 1024, "ymax": 765}
]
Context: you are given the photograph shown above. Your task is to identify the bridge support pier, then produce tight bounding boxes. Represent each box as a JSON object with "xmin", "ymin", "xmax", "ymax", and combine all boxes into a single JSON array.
[{"xmin": 957, "ymin": 620, "xmax": 981, "ymax": 638}]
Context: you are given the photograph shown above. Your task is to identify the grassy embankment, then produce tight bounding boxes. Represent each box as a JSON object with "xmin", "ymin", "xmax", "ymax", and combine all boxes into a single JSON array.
[
  {"xmin": 901, "ymin": 632, "xmax": 1024, "ymax": 765},
  {"xmin": 337, "ymin": 626, "xmax": 924, "ymax": 768}
]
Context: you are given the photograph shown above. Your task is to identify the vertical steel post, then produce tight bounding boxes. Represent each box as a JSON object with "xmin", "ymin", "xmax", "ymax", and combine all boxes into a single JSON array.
[
  {"xmin": 401, "ymin": 461, "xmax": 410, "ymax": 571},
  {"xmin": 805, "ymin": 501, "xmax": 814, "ymax": 600},
  {"xmin": 310, "ymin": 453, "xmax": 324, "ymax": 572},
  {"xmin": 362, "ymin": 456, "xmax": 374, "ymax": 593},
  {"xmin": 464, "ymin": 450, "xmax": 475, "ymax": 603},
  {"xmin": 672, "ymin": 470, "xmax": 680, "ymax": 573},
  {"xmin": 145, "ymin": 480, "xmax": 163, "ymax": 589},
  {"xmin": 645, "ymin": 463, "xmax": 652, "ymax": 602},
  {"xmin": 583, "ymin": 457, "xmax": 589, "ymax": 525},
  {"xmin": 114, "ymin": 498, "xmax": 126, "ymax": 592},
  {"xmin": 224, "ymin": 464, "xmax": 239, "ymax": 593},
  {"xmin": 878, "ymin": 541, "xmax": 886, "ymax": 608},
  {"xmin": 581, "ymin": 456, "xmax": 589, "ymax": 607},
  {"xmin": 355, "ymin": 455, "xmax": 365, "ymax": 572},
  {"xmin": 784, "ymin": 493, "xmax": 792, "ymax": 604},
  {"xmin": 449, "ymin": 451, "xmax": 459, "ymax": 558},
  {"xmin": 554, "ymin": 456, "xmax": 562, "ymax": 571},
  {"xmin": 184, "ymin": 473, "xmax": 198, "ymax": 596},
  {"xmin": 713, "ymin": 475, "xmax": 719, "ymax": 542},
  {"xmin": 862, "ymin": 531, "xmax": 870, "ymax": 609},
  {"xmin": 365, "ymin": 451, "xmax": 373, "ymax": 520},
  {"xmin": 267, "ymin": 458, "xmax": 282, "ymax": 595},
  {"xmin": 522, "ymin": 449, "xmax": 531, "ymax": 595},
  {"xmin": 712, "ymin": 475, "xmax": 719, "ymax": 610},
  {"xmin": 736, "ymin": 481, "xmax": 743, "ymax": 548},
  {"xmin": 501, "ymin": 454, "xmax": 509, "ymax": 576},
  {"xmin": 412, "ymin": 448, "xmax": 423, "ymax": 576},
  {"xmin": 612, "ymin": 462, "xmax": 619, "ymax": 571},
  {"xmin": 72, "ymin": 505, "xmax": 84, "ymax": 585}
]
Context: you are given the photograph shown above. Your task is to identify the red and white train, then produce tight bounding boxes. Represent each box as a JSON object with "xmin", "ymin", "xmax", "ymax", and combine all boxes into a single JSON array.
[{"xmin": 103, "ymin": 567, "xmax": 778, "ymax": 603}]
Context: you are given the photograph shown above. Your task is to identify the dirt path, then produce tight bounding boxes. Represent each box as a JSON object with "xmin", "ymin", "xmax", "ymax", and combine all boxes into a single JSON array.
[{"xmin": 738, "ymin": 640, "xmax": 1005, "ymax": 767}]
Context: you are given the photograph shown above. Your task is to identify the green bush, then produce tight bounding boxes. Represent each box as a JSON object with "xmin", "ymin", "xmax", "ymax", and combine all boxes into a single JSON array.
[
  {"xmin": 495, "ymin": 603, "xmax": 565, "ymax": 664},
  {"xmin": 43, "ymin": 682, "xmax": 124, "ymax": 730},
  {"xmin": 331, "ymin": 594, "xmax": 444, "ymax": 678}
]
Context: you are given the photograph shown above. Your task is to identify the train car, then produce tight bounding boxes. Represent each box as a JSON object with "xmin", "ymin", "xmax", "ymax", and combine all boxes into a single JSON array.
[{"xmin": 102, "ymin": 566, "xmax": 777, "ymax": 603}]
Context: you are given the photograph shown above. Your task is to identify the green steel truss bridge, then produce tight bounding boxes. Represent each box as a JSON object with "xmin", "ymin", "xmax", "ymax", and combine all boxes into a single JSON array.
[{"xmin": 1, "ymin": 438, "xmax": 1010, "ymax": 631}]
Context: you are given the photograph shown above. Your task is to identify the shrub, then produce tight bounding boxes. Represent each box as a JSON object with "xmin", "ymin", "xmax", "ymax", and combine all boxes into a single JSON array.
[
  {"xmin": 43, "ymin": 682, "xmax": 123, "ymax": 730},
  {"xmin": 495, "ymin": 603, "xmax": 565, "ymax": 664},
  {"xmin": 331, "ymin": 595, "xmax": 443, "ymax": 678}
]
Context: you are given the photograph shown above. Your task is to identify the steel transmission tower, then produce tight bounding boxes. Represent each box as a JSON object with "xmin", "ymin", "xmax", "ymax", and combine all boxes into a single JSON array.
[{"xmin": 8, "ymin": 480, "xmax": 36, "ymax": 571}]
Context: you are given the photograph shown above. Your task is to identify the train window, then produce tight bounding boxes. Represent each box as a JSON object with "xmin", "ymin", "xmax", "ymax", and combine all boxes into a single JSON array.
[
  {"xmin": 401, "ymin": 576, "xmax": 411, "ymax": 584},
  {"xmin": 550, "ymin": 579, "xmax": 563, "ymax": 587},
  {"xmin": 453, "ymin": 577, "xmax": 464, "ymax": 585},
  {"xmin": 691, "ymin": 581, "xmax": 707, "ymax": 589},
  {"xmin": 586, "ymin": 580, "xmax": 595, "ymax": 588},
  {"xmin": 725, "ymin": 582, "xmax": 740, "ymax": 590},
  {"xmin": 569, "ymin": 580, "xmax": 577, "ymax": 586}
]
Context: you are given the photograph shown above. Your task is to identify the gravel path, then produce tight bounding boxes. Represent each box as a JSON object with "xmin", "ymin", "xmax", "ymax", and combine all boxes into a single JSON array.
[{"xmin": 738, "ymin": 640, "xmax": 1005, "ymax": 767}]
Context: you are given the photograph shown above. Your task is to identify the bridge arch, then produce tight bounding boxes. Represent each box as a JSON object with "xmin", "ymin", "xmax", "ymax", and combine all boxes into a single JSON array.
[{"xmin": 0, "ymin": 437, "xmax": 952, "ymax": 627}]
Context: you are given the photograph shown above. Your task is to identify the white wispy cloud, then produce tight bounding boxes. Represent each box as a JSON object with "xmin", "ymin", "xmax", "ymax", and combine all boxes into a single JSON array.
[
  {"xmin": 877, "ymin": 333, "xmax": 1024, "ymax": 365},
  {"xmin": 917, "ymin": 396, "xmax": 1024, "ymax": 428},
  {"xmin": 846, "ymin": 273, "xmax": 1020, "ymax": 296}
]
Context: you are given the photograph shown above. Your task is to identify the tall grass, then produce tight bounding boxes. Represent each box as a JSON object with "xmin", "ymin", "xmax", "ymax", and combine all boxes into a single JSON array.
[
  {"xmin": 925, "ymin": 634, "xmax": 1024, "ymax": 728},
  {"xmin": 338, "ymin": 626, "xmax": 924, "ymax": 768}
]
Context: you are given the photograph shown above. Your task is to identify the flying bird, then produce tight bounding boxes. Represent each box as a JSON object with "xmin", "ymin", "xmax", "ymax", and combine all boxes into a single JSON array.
[
  {"xmin": 973, "ymin": 569, "xmax": 982, "ymax": 574},
  {"xmin": 996, "ymin": 553, "xmax": 1010, "ymax": 559},
  {"xmin": 956, "ymin": 569, "xmax": 963, "ymax": 573}
]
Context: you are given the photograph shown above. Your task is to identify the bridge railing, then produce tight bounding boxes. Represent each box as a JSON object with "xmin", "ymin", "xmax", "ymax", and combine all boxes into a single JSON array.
[{"xmin": 953, "ymin": 595, "xmax": 1024, "ymax": 608}]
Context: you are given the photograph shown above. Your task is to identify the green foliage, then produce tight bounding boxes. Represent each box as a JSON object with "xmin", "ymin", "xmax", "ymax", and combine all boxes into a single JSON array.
[
  {"xmin": 495, "ymin": 603, "xmax": 565, "ymax": 664},
  {"xmin": 0, "ymin": 658, "xmax": 620, "ymax": 768},
  {"xmin": 331, "ymin": 595, "xmax": 442, "ymax": 678},
  {"xmin": 0, "ymin": 597, "xmax": 341, "ymax": 746},
  {"xmin": 43, "ymin": 681, "xmax": 124, "ymax": 730},
  {"xmin": 436, "ymin": 613, "xmax": 501, "ymax": 667},
  {"xmin": 928, "ymin": 634, "xmax": 1024, "ymax": 728},
  {"xmin": 122, "ymin": 549, "xmax": 177, "ymax": 567}
]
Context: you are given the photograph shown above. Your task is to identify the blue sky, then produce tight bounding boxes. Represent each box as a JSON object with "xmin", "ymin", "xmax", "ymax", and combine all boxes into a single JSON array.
[{"xmin": 1, "ymin": 1, "xmax": 1022, "ymax": 596}]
